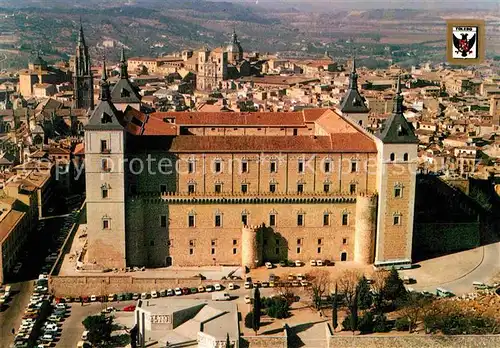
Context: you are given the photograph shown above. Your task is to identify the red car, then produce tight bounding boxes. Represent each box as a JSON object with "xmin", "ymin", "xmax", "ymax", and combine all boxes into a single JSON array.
[
  {"xmin": 181, "ymin": 287, "xmax": 190, "ymax": 295},
  {"xmin": 123, "ymin": 305, "xmax": 136, "ymax": 312}
]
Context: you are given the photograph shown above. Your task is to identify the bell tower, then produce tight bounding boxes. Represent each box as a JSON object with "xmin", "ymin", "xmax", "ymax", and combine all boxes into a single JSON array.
[
  {"xmin": 374, "ymin": 76, "xmax": 418, "ymax": 269},
  {"xmin": 337, "ymin": 58, "xmax": 370, "ymax": 127},
  {"xmin": 73, "ymin": 21, "xmax": 94, "ymax": 110}
]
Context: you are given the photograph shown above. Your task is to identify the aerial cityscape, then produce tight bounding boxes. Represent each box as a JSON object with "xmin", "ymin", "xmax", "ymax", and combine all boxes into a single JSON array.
[{"xmin": 0, "ymin": 1, "xmax": 500, "ymax": 348}]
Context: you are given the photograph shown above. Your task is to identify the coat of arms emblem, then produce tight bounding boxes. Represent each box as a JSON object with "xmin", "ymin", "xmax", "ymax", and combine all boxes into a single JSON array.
[
  {"xmin": 446, "ymin": 20, "xmax": 484, "ymax": 65},
  {"xmin": 452, "ymin": 26, "xmax": 478, "ymax": 59}
]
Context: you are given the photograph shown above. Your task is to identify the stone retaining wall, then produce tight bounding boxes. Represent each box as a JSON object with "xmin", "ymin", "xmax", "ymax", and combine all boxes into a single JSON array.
[
  {"xmin": 327, "ymin": 335, "xmax": 500, "ymax": 348},
  {"xmin": 48, "ymin": 275, "xmax": 243, "ymax": 297},
  {"xmin": 241, "ymin": 325, "xmax": 288, "ymax": 348}
]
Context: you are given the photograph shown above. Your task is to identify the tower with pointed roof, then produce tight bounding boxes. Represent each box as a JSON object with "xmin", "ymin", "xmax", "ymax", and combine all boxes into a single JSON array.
[
  {"xmin": 226, "ymin": 29, "xmax": 243, "ymax": 63},
  {"xmin": 374, "ymin": 76, "xmax": 418, "ymax": 269},
  {"xmin": 73, "ymin": 22, "xmax": 94, "ymax": 110},
  {"xmin": 111, "ymin": 48, "xmax": 142, "ymax": 111},
  {"xmin": 337, "ymin": 58, "xmax": 370, "ymax": 127},
  {"xmin": 84, "ymin": 60, "xmax": 127, "ymax": 269}
]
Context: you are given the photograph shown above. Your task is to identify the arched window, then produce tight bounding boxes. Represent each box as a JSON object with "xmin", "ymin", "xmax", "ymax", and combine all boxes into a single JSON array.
[
  {"xmin": 403, "ymin": 153, "xmax": 409, "ymax": 162},
  {"xmin": 390, "ymin": 153, "xmax": 395, "ymax": 161}
]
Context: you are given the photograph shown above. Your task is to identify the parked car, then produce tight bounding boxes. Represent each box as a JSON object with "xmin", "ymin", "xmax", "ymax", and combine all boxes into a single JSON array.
[
  {"xmin": 132, "ymin": 293, "xmax": 140, "ymax": 300},
  {"xmin": 197, "ymin": 286, "xmax": 206, "ymax": 293},
  {"xmin": 262, "ymin": 282, "xmax": 269, "ymax": 288},
  {"xmin": 316, "ymin": 260, "xmax": 324, "ymax": 266},
  {"xmin": 297, "ymin": 274, "xmax": 305, "ymax": 281},
  {"xmin": 214, "ymin": 284, "xmax": 222, "ymax": 291},
  {"xmin": 212, "ymin": 292, "xmax": 231, "ymax": 301},
  {"xmin": 181, "ymin": 287, "xmax": 190, "ymax": 295},
  {"xmin": 279, "ymin": 261, "xmax": 287, "ymax": 267},
  {"xmin": 174, "ymin": 288, "xmax": 182, "ymax": 296},
  {"xmin": 309, "ymin": 260, "xmax": 317, "ymax": 266},
  {"xmin": 140, "ymin": 293, "xmax": 148, "ymax": 300},
  {"xmin": 150, "ymin": 290, "xmax": 158, "ymax": 298},
  {"xmin": 265, "ymin": 262, "xmax": 273, "ymax": 269},
  {"xmin": 244, "ymin": 295, "xmax": 252, "ymax": 304},
  {"xmin": 90, "ymin": 295, "xmax": 97, "ymax": 302},
  {"xmin": 244, "ymin": 281, "xmax": 252, "ymax": 289},
  {"xmin": 166, "ymin": 289, "xmax": 174, "ymax": 297},
  {"xmin": 206, "ymin": 285, "xmax": 215, "ymax": 292},
  {"xmin": 190, "ymin": 287, "xmax": 198, "ymax": 294},
  {"xmin": 228, "ymin": 283, "xmax": 235, "ymax": 290},
  {"xmin": 123, "ymin": 305, "xmax": 136, "ymax": 312},
  {"xmin": 159, "ymin": 290, "xmax": 166, "ymax": 297}
]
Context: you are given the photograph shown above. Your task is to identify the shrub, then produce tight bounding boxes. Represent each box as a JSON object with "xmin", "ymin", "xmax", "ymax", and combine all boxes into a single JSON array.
[
  {"xmin": 244, "ymin": 312, "xmax": 254, "ymax": 329},
  {"xmin": 358, "ymin": 311, "xmax": 374, "ymax": 334},
  {"xmin": 342, "ymin": 314, "xmax": 354, "ymax": 331},
  {"xmin": 395, "ymin": 317, "xmax": 410, "ymax": 331},
  {"xmin": 373, "ymin": 314, "xmax": 391, "ymax": 332},
  {"xmin": 266, "ymin": 297, "xmax": 290, "ymax": 319}
]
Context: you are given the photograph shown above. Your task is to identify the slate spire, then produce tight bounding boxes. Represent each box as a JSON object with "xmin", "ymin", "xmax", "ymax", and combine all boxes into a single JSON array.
[
  {"xmin": 120, "ymin": 47, "xmax": 128, "ymax": 79},
  {"xmin": 99, "ymin": 59, "xmax": 111, "ymax": 101}
]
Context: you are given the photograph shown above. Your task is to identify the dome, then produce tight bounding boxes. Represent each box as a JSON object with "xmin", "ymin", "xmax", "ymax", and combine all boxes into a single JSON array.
[{"xmin": 226, "ymin": 42, "xmax": 241, "ymax": 54}]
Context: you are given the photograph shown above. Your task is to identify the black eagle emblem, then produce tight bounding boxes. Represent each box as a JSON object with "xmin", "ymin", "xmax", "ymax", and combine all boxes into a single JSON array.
[{"xmin": 453, "ymin": 33, "xmax": 476, "ymax": 57}]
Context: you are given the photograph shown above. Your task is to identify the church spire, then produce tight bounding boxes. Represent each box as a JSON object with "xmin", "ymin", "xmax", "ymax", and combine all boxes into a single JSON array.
[
  {"xmin": 392, "ymin": 75, "xmax": 404, "ymax": 114},
  {"xmin": 78, "ymin": 17, "xmax": 86, "ymax": 47},
  {"xmin": 119, "ymin": 47, "xmax": 128, "ymax": 79},
  {"xmin": 99, "ymin": 60, "xmax": 111, "ymax": 101},
  {"xmin": 348, "ymin": 57, "xmax": 358, "ymax": 90}
]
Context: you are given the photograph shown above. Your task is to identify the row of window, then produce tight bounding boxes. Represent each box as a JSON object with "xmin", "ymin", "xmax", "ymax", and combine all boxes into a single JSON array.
[
  {"xmin": 101, "ymin": 213, "xmax": 403, "ymax": 230},
  {"xmin": 100, "ymin": 158, "xmax": 360, "ymax": 174},
  {"xmin": 389, "ymin": 153, "xmax": 409, "ymax": 162},
  {"xmin": 184, "ymin": 211, "xmax": 351, "ymax": 228}
]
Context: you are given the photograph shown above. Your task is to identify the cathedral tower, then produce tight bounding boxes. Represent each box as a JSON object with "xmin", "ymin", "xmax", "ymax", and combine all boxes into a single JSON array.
[
  {"xmin": 73, "ymin": 22, "xmax": 94, "ymax": 110},
  {"xmin": 374, "ymin": 76, "xmax": 418, "ymax": 269}
]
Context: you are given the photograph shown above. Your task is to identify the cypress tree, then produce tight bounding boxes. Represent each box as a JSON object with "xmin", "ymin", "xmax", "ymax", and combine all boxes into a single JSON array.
[
  {"xmin": 225, "ymin": 332, "xmax": 231, "ymax": 348},
  {"xmin": 332, "ymin": 282, "xmax": 338, "ymax": 331},
  {"xmin": 252, "ymin": 287, "xmax": 261, "ymax": 335}
]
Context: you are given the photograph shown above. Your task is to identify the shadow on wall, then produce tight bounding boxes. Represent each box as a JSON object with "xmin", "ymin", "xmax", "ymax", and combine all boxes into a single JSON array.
[
  {"xmin": 413, "ymin": 174, "xmax": 499, "ymax": 262},
  {"xmin": 260, "ymin": 225, "xmax": 289, "ymax": 263}
]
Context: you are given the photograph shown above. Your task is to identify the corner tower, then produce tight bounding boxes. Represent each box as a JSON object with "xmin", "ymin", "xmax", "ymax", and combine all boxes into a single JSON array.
[
  {"xmin": 110, "ymin": 48, "xmax": 141, "ymax": 111},
  {"xmin": 374, "ymin": 76, "xmax": 418, "ymax": 269},
  {"xmin": 73, "ymin": 21, "xmax": 94, "ymax": 110},
  {"xmin": 84, "ymin": 61, "xmax": 127, "ymax": 269},
  {"xmin": 337, "ymin": 59, "xmax": 370, "ymax": 127}
]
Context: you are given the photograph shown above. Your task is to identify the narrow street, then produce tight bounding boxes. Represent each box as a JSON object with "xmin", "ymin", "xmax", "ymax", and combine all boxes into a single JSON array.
[{"xmin": 0, "ymin": 281, "xmax": 32, "ymax": 348}]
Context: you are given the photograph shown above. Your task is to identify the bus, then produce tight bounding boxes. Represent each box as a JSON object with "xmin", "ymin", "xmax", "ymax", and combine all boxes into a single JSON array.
[{"xmin": 436, "ymin": 287, "xmax": 454, "ymax": 298}]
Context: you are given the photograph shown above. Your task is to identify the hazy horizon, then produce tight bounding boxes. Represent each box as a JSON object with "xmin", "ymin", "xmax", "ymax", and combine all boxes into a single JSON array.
[{"xmin": 225, "ymin": 0, "xmax": 500, "ymax": 11}]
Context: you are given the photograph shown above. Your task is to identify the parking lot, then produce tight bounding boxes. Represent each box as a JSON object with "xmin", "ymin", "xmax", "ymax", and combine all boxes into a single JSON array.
[{"xmin": 2, "ymin": 211, "xmax": 80, "ymax": 348}]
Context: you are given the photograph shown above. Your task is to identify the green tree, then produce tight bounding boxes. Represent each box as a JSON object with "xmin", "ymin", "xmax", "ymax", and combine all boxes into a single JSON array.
[
  {"xmin": 225, "ymin": 332, "xmax": 231, "ymax": 348},
  {"xmin": 383, "ymin": 268, "xmax": 407, "ymax": 304},
  {"xmin": 358, "ymin": 311, "xmax": 374, "ymax": 334},
  {"xmin": 82, "ymin": 314, "xmax": 113, "ymax": 347},
  {"xmin": 332, "ymin": 283, "xmax": 338, "ymax": 331},
  {"xmin": 266, "ymin": 297, "xmax": 290, "ymax": 319},
  {"xmin": 252, "ymin": 287, "xmax": 261, "ymax": 335},
  {"xmin": 373, "ymin": 314, "xmax": 390, "ymax": 332},
  {"xmin": 244, "ymin": 312, "xmax": 254, "ymax": 329},
  {"xmin": 356, "ymin": 276, "xmax": 372, "ymax": 310}
]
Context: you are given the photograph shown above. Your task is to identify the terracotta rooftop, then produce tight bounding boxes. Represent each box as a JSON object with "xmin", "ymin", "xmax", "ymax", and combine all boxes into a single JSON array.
[
  {"xmin": 150, "ymin": 111, "xmax": 307, "ymax": 127},
  {"xmin": 0, "ymin": 208, "xmax": 25, "ymax": 243},
  {"xmin": 165, "ymin": 134, "xmax": 376, "ymax": 153}
]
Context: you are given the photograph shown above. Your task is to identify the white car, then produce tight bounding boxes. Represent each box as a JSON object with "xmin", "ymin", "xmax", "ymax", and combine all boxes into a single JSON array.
[
  {"xmin": 228, "ymin": 283, "xmax": 235, "ymax": 290},
  {"xmin": 90, "ymin": 295, "xmax": 97, "ymax": 302},
  {"xmin": 151, "ymin": 290, "xmax": 158, "ymax": 298},
  {"xmin": 244, "ymin": 295, "xmax": 252, "ymax": 304},
  {"xmin": 244, "ymin": 281, "xmax": 252, "ymax": 289},
  {"xmin": 309, "ymin": 260, "xmax": 317, "ymax": 266},
  {"xmin": 295, "ymin": 260, "xmax": 302, "ymax": 267},
  {"xmin": 140, "ymin": 293, "xmax": 148, "ymax": 300},
  {"xmin": 214, "ymin": 284, "xmax": 222, "ymax": 291},
  {"xmin": 174, "ymin": 288, "xmax": 182, "ymax": 296},
  {"xmin": 316, "ymin": 260, "xmax": 324, "ymax": 266},
  {"xmin": 55, "ymin": 303, "xmax": 67, "ymax": 310},
  {"xmin": 265, "ymin": 262, "xmax": 273, "ymax": 269}
]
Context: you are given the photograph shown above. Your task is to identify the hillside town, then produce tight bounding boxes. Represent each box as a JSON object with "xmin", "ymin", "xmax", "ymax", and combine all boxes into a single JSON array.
[{"xmin": 0, "ymin": 17, "xmax": 500, "ymax": 348}]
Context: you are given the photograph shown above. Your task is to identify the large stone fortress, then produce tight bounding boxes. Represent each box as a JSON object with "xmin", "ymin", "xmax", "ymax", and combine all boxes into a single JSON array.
[{"xmin": 84, "ymin": 60, "xmax": 418, "ymax": 270}]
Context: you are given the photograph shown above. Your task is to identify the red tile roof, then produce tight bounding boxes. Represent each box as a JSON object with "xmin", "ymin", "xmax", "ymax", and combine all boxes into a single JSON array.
[
  {"xmin": 150, "ymin": 111, "xmax": 306, "ymax": 127},
  {"xmin": 142, "ymin": 117, "xmax": 177, "ymax": 136},
  {"xmin": 168, "ymin": 134, "xmax": 376, "ymax": 153},
  {"xmin": 302, "ymin": 108, "xmax": 330, "ymax": 122}
]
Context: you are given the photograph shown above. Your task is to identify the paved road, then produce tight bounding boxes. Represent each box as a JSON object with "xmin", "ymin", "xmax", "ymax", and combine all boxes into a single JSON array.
[{"xmin": 0, "ymin": 281, "xmax": 32, "ymax": 348}]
